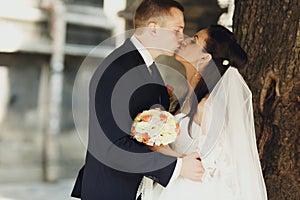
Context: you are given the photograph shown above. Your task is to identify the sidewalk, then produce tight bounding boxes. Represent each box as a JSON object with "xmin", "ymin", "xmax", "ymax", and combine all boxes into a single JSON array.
[{"xmin": 0, "ymin": 179, "xmax": 76, "ymax": 200}]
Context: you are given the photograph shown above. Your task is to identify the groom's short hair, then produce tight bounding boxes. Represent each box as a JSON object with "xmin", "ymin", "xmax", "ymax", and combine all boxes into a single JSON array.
[{"xmin": 134, "ymin": 0, "xmax": 184, "ymax": 29}]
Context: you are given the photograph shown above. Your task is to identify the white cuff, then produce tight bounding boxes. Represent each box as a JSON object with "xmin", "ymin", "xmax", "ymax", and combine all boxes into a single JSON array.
[{"xmin": 167, "ymin": 158, "xmax": 182, "ymax": 185}]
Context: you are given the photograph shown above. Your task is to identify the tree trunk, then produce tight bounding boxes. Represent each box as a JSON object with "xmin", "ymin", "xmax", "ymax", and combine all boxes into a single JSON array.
[{"xmin": 233, "ymin": 0, "xmax": 300, "ymax": 199}]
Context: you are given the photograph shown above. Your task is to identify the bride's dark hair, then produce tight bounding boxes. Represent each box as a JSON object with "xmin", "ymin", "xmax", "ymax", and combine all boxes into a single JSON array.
[{"xmin": 186, "ymin": 24, "xmax": 248, "ymax": 136}]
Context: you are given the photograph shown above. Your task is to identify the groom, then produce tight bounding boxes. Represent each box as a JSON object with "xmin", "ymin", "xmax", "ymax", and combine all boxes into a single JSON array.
[{"xmin": 71, "ymin": 0, "xmax": 204, "ymax": 199}]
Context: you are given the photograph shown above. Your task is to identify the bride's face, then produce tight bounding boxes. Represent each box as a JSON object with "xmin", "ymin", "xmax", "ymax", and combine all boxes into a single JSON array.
[{"xmin": 175, "ymin": 30, "xmax": 208, "ymax": 64}]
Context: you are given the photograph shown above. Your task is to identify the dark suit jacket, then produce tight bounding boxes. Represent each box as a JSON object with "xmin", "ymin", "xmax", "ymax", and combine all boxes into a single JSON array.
[{"xmin": 71, "ymin": 39, "xmax": 177, "ymax": 200}]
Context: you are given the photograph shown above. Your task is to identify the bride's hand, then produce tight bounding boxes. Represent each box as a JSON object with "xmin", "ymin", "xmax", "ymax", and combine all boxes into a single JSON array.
[
  {"xmin": 180, "ymin": 152, "xmax": 205, "ymax": 182},
  {"xmin": 149, "ymin": 145, "xmax": 184, "ymax": 158},
  {"xmin": 147, "ymin": 144, "xmax": 164, "ymax": 151}
]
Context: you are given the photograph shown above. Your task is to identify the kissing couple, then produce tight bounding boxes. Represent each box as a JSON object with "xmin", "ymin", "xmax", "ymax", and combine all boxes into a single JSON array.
[{"xmin": 71, "ymin": 0, "xmax": 268, "ymax": 199}]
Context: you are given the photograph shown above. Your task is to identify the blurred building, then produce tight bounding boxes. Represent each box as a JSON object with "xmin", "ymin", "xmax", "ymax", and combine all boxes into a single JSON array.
[
  {"xmin": 0, "ymin": 0, "xmax": 227, "ymax": 183},
  {"xmin": 0, "ymin": 0, "xmax": 118, "ymax": 183}
]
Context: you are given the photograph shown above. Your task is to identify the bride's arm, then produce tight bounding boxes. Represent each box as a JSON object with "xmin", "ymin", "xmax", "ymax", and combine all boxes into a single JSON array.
[
  {"xmin": 193, "ymin": 94, "xmax": 209, "ymax": 125},
  {"xmin": 149, "ymin": 145, "xmax": 185, "ymax": 158}
]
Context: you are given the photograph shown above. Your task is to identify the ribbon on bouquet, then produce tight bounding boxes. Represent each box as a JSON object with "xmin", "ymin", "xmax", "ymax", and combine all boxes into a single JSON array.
[{"xmin": 136, "ymin": 176, "xmax": 153, "ymax": 200}]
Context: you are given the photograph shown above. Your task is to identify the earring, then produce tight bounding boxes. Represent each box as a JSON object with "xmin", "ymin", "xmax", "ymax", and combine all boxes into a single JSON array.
[{"xmin": 193, "ymin": 62, "xmax": 201, "ymax": 78}]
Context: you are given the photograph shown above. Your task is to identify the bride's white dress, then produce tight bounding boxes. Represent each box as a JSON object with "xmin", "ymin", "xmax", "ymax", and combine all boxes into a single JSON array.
[
  {"xmin": 153, "ymin": 113, "xmax": 241, "ymax": 200},
  {"xmin": 139, "ymin": 67, "xmax": 268, "ymax": 200}
]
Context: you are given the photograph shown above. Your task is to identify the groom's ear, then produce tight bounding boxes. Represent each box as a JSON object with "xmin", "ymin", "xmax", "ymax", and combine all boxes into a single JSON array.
[{"xmin": 147, "ymin": 22, "xmax": 157, "ymax": 36}]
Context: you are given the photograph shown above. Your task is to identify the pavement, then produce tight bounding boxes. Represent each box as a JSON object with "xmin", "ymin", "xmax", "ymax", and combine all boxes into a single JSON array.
[{"xmin": 0, "ymin": 179, "xmax": 77, "ymax": 200}]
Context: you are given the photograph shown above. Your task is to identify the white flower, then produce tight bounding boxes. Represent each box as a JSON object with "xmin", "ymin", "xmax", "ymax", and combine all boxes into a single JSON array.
[{"xmin": 131, "ymin": 109, "xmax": 179, "ymax": 146}]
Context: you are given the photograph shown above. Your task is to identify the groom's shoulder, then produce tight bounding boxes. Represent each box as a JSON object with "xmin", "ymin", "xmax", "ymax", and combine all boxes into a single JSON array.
[
  {"xmin": 103, "ymin": 39, "xmax": 142, "ymax": 67},
  {"xmin": 90, "ymin": 38, "xmax": 142, "ymax": 85}
]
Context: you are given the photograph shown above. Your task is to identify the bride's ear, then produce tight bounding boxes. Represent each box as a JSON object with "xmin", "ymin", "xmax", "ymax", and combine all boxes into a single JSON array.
[
  {"xmin": 196, "ymin": 53, "xmax": 212, "ymax": 72},
  {"xmin": 198, "ymin": 53, "xmax": 212, "ymax": 64}
]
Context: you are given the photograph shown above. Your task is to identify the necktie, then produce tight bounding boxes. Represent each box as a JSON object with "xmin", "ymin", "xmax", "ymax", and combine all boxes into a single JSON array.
[
  {"xmin": 149, "ymin": 62, "xmax": 169, "ymax": 110},
  {"xmin": 149, "ymin": 62, "xmax": 164, "ymax": 85}
]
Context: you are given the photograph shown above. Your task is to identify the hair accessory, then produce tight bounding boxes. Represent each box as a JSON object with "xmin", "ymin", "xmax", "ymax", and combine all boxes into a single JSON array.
[{"xmin": 222, "ymin": 59, "xmax": 230, "ymax": 66}]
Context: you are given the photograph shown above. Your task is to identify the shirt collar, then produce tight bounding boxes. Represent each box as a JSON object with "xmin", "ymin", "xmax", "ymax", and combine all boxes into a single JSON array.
[{"xmin": 130, "ymin": 35, "xmax": 154, "ymax": 67}]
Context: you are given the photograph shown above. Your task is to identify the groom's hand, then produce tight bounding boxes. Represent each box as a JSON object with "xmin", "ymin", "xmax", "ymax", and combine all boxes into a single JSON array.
[{"xmin": 180, "ymin": 152, "xmax": 205, "ymax": 182}]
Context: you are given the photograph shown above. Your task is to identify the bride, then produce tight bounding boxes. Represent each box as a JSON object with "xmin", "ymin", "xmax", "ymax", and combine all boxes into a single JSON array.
[{"xmin": 139, "ymin": 25, "xmax": 268, "ymax": 200}]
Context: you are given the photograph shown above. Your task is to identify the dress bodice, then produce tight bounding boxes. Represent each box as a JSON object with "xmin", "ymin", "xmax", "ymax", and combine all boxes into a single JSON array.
[
  {"xmin": 173, "ymin": 113, "xmax": 234, "ymax": 185},
  {"xmin": 151, "ymin": 113, "xmax": 240, "ymax": 200},
  {"xmin": 171, "ymin": 113, "xmax": 205, "ymax": 155}
]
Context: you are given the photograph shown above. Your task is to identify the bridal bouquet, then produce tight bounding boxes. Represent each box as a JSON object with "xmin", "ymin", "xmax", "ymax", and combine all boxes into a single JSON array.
[{"xmin": 131, "ymin": 109, "xmax": 180, "ymax": 146}]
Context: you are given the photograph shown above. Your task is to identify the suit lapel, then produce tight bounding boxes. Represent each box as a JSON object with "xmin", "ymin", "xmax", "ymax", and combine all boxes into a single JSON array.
[
  {"xmin": 123, "ymin": 39, "xmax": 170, "ymax": 110},
  {"xmin": 123, "ymin": 39, "xmax": 153, "ymax": 82}
]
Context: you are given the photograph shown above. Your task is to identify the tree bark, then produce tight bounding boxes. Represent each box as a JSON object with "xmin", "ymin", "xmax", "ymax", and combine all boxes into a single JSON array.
[{"xmin": 233, "ymin": 0, "xmax": 300, "ymax": 199}]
